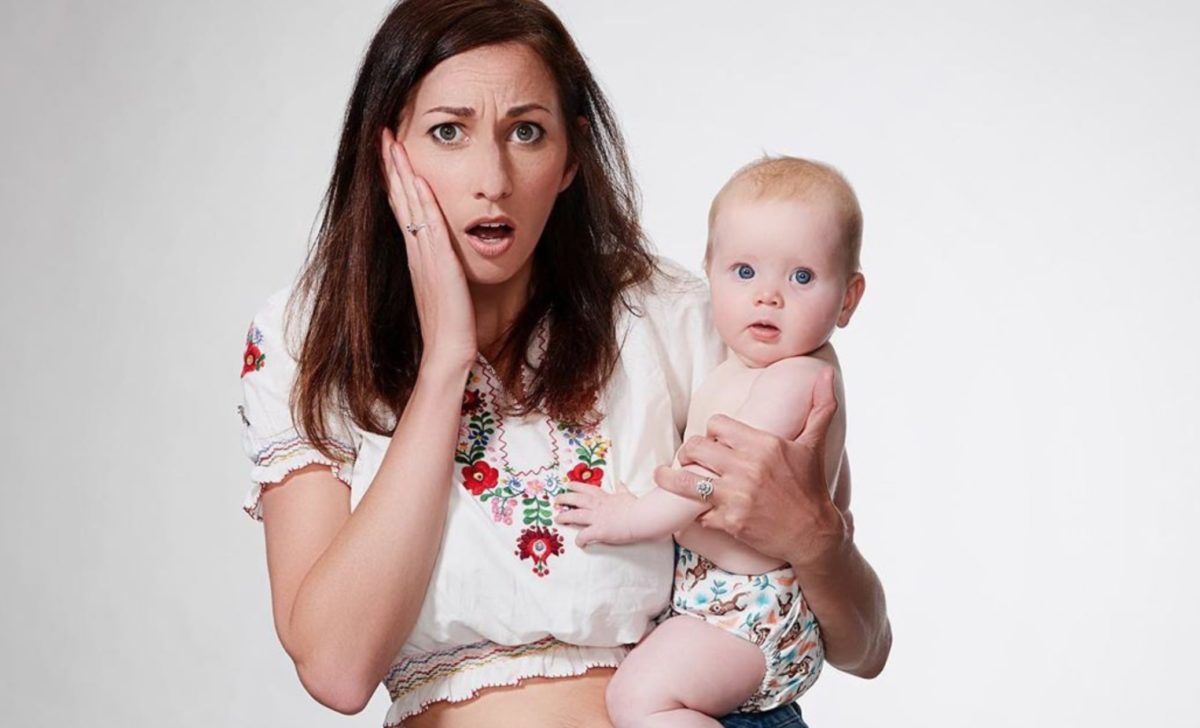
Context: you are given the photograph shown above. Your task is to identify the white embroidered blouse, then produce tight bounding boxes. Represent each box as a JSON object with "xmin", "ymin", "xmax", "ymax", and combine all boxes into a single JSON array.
[{"xmin": 238, "ymin": 261, "xmax": 723, "ymax": 725}]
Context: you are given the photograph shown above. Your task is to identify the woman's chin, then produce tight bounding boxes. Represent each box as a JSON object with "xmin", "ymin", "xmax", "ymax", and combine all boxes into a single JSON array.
[{"xmin": 460, "ymin": 254, "xmax": 535, "ymax": 291}]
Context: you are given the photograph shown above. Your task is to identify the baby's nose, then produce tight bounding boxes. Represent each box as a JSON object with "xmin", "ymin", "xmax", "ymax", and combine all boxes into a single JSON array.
[{"xmin": 754, "ymin": 288, "xmax": 783, "ymax": 306}]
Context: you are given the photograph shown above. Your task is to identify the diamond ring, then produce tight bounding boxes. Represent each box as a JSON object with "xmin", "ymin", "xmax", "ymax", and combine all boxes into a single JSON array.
[
  {"xmin": 405, "ymin": 222, "xmax": 428, "ymax": 235},
  {"xmin": 694, "ymin": 479, "xmax": 715, "ymax": 502}
]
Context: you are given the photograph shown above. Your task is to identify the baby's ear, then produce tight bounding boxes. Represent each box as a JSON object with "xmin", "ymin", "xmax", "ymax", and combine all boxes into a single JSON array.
[{"xmin": 837, "ymin": 272, "xmax": 866, "ymax": 327}]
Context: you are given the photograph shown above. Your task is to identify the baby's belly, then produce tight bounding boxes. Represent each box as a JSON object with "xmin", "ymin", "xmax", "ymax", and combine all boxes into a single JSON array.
[
  {"xmin": 676, "ymin": 524, "xmax": 787, "ymax": 574},
  {"xmin": 404, "ymin": 668, "xmax": 615, "ymax": 728}
]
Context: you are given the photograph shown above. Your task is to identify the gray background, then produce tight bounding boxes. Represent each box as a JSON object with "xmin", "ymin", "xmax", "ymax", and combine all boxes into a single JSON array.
[{"xmin": 2, "ymin": 1, "xmax": 1198, "ymax": 726}]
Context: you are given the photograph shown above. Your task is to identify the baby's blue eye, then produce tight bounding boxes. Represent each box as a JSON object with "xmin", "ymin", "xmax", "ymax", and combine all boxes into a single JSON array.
[
  {"xmin": 791, "ymin": 268, "xmax": 813, "ymax": 285},
  {"xmin": 736, "ymin": 264, "xmax": 755, "ymax": 280}
]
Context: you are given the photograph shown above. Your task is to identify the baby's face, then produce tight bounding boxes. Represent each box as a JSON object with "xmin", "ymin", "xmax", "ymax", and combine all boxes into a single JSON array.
[{"xmin": 707, "ymin": 195, "xmax": 860, "ymax": 368}]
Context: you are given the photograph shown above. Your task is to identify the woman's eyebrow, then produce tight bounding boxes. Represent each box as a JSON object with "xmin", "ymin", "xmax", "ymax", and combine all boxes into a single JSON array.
[
  {"xmin": 422, "ymin": 103, "xmax": 552, "ymax": 118},
  {"xmin": 505, "ymin": 103, "xmax": 551, "ymax": 117}
]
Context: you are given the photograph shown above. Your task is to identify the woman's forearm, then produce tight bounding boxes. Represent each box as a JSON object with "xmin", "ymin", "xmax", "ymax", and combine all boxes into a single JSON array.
[
  {"xmin": 791, "ymin": 535, "xmax": 891, "ymax": 678},
  {"xmin": 287, "ymin": 357, "xmax": 471, "ymax": 709}
]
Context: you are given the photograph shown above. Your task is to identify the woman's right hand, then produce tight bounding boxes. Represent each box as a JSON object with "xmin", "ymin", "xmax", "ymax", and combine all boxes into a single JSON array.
[{"xmin": 381, "ymin": 128, "xmax": 477, "ymax": 370}]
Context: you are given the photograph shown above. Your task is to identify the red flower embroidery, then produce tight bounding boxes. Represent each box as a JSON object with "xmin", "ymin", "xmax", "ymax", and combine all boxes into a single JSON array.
[
  {"xmin": 242, "ymin": 342, "xmax": 265, "ymax": 377},
  {"xmin": 566, "ymin": 463, "xmax": 604, "ymax": 487},
  {"xmin": 515, "ymin": 526, "xmax": 564, "ymax": 577},
  {"xmin": 242, "ymin": 323, "xmax": 266, "ymax": 377},
  {"xmin": 461, "ymin": 461, "xmax": 499, "ymax": 495},
  {"xmin": 462, "ymin": 389, "xmax": 481, "ymax": 415}
]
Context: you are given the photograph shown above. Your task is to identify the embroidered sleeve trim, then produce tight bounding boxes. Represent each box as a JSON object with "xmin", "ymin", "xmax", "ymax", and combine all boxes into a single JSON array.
[
  {"xmin": 243, "ymin": 435, "xmax": 356, "ymax": 522},
  {"xmin": 251, "ymin": 434, "xmax": 356, "ymax": 469}
]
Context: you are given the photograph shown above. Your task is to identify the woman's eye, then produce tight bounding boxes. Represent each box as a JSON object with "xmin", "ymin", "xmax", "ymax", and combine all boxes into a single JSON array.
[
  {"xmin": 735, "ymin": 264, "xmax": 755, "ymax": 280},
  {"xmin": 430, "ymin": 124, "xmax": 462, "ymax": 144},
  {"xmin": 511, "ymin": 122, "xmax": 544, "ymax": 143},
  {"xmin": 791, "ymin": 268, "xmax": 814, "ymax": 285}
]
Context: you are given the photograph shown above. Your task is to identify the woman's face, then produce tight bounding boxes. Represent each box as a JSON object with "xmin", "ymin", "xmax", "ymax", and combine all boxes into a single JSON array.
[{"xmin": 397, "ymin": 43, "xmax": 577, "ymax": 291}]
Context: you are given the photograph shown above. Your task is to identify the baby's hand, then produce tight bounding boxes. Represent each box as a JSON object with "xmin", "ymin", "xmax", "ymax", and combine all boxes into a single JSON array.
[{"xmin": 553, "ymin": 481, "xmax": 638, "ymax": 548}]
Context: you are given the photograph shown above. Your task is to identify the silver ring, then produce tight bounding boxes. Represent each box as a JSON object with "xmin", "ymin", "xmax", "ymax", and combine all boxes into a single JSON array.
[
  {"xmin": 695, "ymin": 479, "xmax": 715, "ymax": 502},
  {"xmin": 404, "ymin": 222, "xmax": 428, "ymax": 235}
]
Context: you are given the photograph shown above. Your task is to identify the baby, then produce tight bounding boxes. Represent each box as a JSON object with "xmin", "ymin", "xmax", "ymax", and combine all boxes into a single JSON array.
[{"xmin": 554, "ymin": 156, "xmax": 866, "ymax": 725}]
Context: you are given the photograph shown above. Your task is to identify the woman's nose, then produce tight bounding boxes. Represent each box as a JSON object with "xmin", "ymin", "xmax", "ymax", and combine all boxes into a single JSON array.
[{"xmin": 473, "ymin": 142, "xmax": 513, "ymax": 202}]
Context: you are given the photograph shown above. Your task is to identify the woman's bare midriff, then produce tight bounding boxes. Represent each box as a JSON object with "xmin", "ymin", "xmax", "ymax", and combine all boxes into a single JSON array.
[{"xmin": 403, "ymin": 667, "xmax": 616, "ymax": 728}]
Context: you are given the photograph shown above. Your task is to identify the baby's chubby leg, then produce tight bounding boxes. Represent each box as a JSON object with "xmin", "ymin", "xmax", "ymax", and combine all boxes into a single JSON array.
[{"xmin": 607, "ymin": 615, "xmax": 766, "ymax": 728}]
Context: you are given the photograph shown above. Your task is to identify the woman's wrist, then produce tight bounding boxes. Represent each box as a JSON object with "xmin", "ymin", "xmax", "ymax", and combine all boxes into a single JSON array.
[
  {"xmin": 419, "ymin": 349, "xmax": 475, "ymax": 384},
  {"xmin": 786, "ymin": 504, "xmax": 854, "ymax": 581},
  {"xmin": 790, "ymin": 536, "xmax": 852, "ymax": 584}
]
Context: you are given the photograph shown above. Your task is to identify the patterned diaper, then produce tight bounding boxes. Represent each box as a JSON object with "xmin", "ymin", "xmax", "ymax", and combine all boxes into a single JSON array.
[{"xmin": 669, "ymin": 543, "xmax": 824, "ymax": 712}]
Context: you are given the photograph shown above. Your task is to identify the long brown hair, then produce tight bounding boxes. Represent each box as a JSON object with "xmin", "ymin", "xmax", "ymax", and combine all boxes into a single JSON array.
[{"xmin": 288, "ymin": 0, "xmax": 657, "ymax": 457}]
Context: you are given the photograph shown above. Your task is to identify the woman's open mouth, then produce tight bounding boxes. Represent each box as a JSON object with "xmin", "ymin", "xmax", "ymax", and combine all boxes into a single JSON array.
[
  {"xmin": 747, "ymin": 322, "xmax": 780, "ymax": 342},
  {"xmin": 465, "ymin": 217, "xmax": 516, "ymax": 258}
]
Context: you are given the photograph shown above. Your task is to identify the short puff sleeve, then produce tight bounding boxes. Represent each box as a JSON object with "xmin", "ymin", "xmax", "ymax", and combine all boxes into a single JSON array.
[{"xmin": 237, "ymin": 288, "xmax": 358, "ymax": 521}]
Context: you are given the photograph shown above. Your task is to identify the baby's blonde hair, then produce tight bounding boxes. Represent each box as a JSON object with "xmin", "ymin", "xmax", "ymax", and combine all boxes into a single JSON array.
[{"xmin": 704, "ymin": 155, "xmax": 863, "ymax": 275}]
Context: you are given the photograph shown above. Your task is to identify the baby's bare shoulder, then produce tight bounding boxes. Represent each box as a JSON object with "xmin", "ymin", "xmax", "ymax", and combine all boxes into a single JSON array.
[
  {"xmin": 725, "ymin": 355, "xmax": 838, "ymax": 440},
  {"xmin": 755, "ymin": 353, "xmax": 837, "ymax": 395}
]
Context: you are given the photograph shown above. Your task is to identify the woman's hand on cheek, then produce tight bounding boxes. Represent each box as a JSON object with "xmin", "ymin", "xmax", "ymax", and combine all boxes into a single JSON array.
[
  {"xmin": 655, "ymin": 369, "xmax": 850, "ymax": 573},
  {"xmin": 381, "ymin": 128, "xmax": 477, "ymax": 370}
]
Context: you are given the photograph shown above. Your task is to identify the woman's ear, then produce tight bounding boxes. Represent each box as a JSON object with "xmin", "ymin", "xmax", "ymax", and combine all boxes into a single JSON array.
[
  {"xmin": 559, "ymin": 161, "xmax": 579, "ymax": 193},
  {"xmin": 559, "ymin": 116, "xmax": 590, "ymax": 193},
  {"xmin": 836, "ymin": 272, "xmax": 866, "ymax": 327}
]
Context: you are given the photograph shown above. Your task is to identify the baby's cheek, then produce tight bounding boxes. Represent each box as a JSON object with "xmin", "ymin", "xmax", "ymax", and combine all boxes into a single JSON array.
[{"xmin": 708, "ymin": 298, "xmax": 737, "ymax": 341}]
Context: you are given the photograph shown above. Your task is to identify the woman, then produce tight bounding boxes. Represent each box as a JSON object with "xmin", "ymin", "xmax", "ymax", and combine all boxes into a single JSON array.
[{"xmin": 237, "ymin": 1, "xmax": 890, "ymax": 726}]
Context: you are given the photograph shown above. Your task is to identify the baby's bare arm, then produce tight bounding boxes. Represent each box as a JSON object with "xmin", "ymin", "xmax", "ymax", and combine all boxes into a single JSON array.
[
  {"xmin": 729, "ymin": 358, "xmax": 823, "ymax": 440},
  {"xmin": 553, "ymin": 476, "xmax": 708, "ymax": 546},
  {"xmin": 555, "ymin": 357, "xmax": 843, "ymax": 548},
  {"xmin": 711, "ymin": 356, "xmax": 846, "ymax": 493}
]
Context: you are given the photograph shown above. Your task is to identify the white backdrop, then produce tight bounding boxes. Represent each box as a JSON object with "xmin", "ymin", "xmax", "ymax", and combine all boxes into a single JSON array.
[{"xmin": 2, "ymin": 1, "xmax": 1198, "ymax": 726}]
